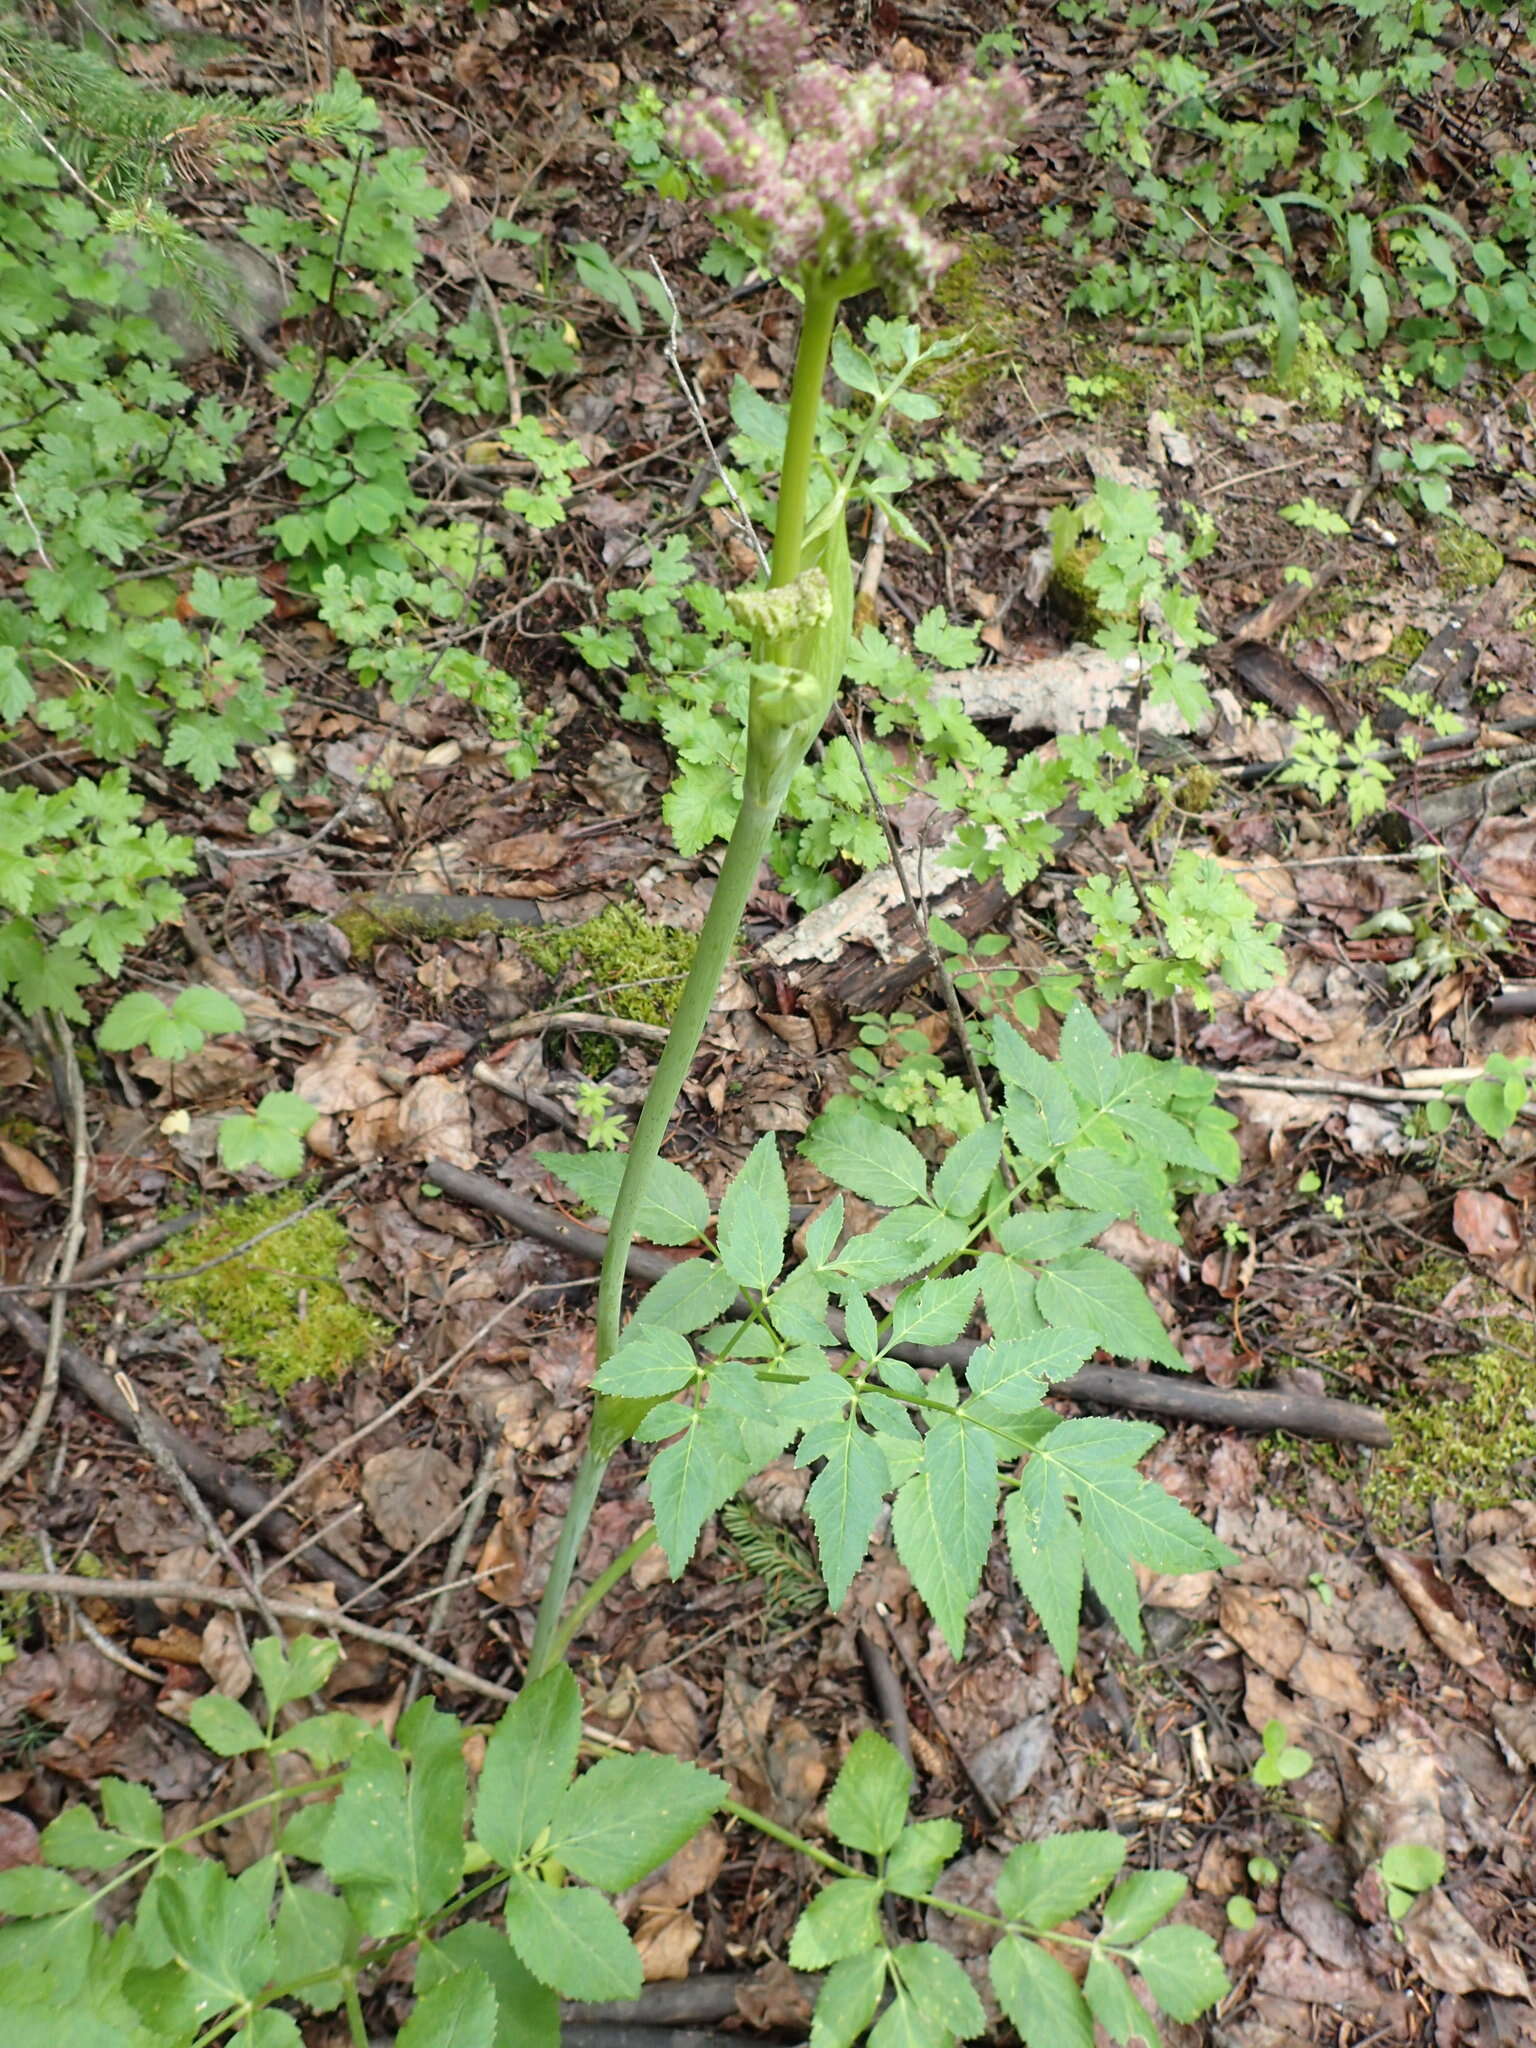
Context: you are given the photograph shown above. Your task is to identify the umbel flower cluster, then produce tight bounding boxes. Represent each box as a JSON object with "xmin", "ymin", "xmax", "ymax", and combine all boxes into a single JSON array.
[{"xmin": 669, "ymin": 0, "xmax": 1033, "ymax": 303}]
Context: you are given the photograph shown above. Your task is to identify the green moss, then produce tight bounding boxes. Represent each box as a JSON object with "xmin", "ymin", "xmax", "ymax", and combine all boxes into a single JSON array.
[
  {"xmin": 1364, "ymin": 1264, "xmax": 1536, "ymax": 1536},
  {"xmin": 1432, "ymin": 525, "xmax": 1504, "ymax": 598},
  {"xmin": 0, "ymin": 1527, "xmax": 42, "ymax": 1653},
  {"xmin": 519, "ymin": 900, "xmax": 696, "ymax": 1073},
  {"xmin": 335, "ymin": 900, "xmax": 503, "ymax": 965},
  {"xmin": 1356, "ymin": 624, "xmax": 1430, "ymax": 693},
  {"xmin": 152, "ymin": 1190, "xmax": 386, "ymax": 1395},
  {"xmin": 911, "ymin": 234, "xmax": 1025, "ymax": 421}
]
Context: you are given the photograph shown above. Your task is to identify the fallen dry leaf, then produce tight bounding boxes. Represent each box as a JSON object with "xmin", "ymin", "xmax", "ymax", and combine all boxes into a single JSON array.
[
  {"xmin": 1344, "ymin": 1713, "xmax": 1444, "ymax": 1869},
  {"xmin": 396, "ymin": 1073, "xmax": 475, "ymax": 1168},
  {"xmin": 1462, "ymin": 811, "xmax": 1536, "ymax": 921},
  {"xmin": 0, "ymin": 1139, "xmax": 59, "ymax": 1197},
  {"xmin": 1220, "ymin": 1586, "xmax": 1307, "ymax": 1680},
  {"xmin": 199, "ymin": 1613, "xmax": 253, "ymax": 1699},
  {"xmin": 1463, "ymin": 1537, "xmax": 1536, "ymax": 1609},
  {"xmin": 473, "ymin": 1504, "xmax": 525, "ymax": 1604},
  {"xmin": 0, "ymin": 1808, "xmax": 39, "ymax": 1869},
  {"xmin": 1491, "ymin": 1700, "xmax": 1536, "ymax": 1770},
  {"xmin": 1245, "ymin": 987, "xmax": 1331, "ymax": 1046},
  {"xmin": 629, "ymin": 1824, "xmax": 727, "ymax": 1913},
  {"xmin": 360, "ymin": 1446, "xmax": 466, "ymax": 1552},
  {"xmin": 1401, "ymin": 1887, "xmax": 1532, "ymax": 1999},
  {"xmin": 1452, "ymin": 1188, "xmax": 1523, "ymax": 1261},
  {"xmin": 736, "ymin": 1959, "xmax": 816, "ymax": 2031},
  {"xmin": 1376, "ymin": 1549, "xmax": 1510, "ymax": 1697},
  {"xmin": 1289, "ymin": 1645, "xmax": 1377, "ymax": 1722},
  {"xmin": 631, "ymin": 1903, "xmax": 702, "ymax": 1980},
  {"xmin": 1279, "ymin": 1842, "xmax": 1368, "ymax": 1971}
]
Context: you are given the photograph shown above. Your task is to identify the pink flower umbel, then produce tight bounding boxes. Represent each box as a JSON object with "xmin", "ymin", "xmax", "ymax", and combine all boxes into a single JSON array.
[{"xmin": 670, "ymin": 1, "xmax": 1033, "ymax": 303}]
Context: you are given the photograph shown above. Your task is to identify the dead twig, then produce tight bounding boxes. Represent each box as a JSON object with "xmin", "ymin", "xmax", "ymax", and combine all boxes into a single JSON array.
[
  {"xmin": 2, "ymin": 1170, "xmax": 364, "ymax": 1301},
  {"xmin": 2, "ymin": 1568, "xmax": 521, "ymax": 1708},
  {"xmin": 426, "ymin": 1162, "xmax": 1393, "ymax": 1447},
  {"xmin": 401, "ymin": 1440, "xmax": 502, "ymax": 1711},
  {"xmin": 0, "ymin": 1014, "xmax": 89, "ymax": 1491},
  {"xmin": 0, "ymin": 1292, "xmax": 375, "ymax": 1603},
  {"xmin": 487, "ymin": 1010, "xmax": 671, "ymax": 1046}
]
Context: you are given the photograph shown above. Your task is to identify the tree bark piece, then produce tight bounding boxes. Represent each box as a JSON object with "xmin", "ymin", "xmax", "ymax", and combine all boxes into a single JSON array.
[{"xmin": 426, "ymin": 1162, "xmax": 1391, "ymax": 1447}]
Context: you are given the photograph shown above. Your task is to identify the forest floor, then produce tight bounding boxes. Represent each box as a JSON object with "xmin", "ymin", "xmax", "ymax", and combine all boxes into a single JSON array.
[{"xmin": 2, "ymin": 1, "xmax": 1536, "ymax": 2043}]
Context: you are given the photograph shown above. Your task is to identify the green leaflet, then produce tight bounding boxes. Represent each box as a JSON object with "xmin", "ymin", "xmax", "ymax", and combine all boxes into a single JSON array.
[
  {"xmin": 996, "ymin": 1831, "xmax": 1128, "ymax": 1929},
  {"xmin": 802, "ymin": 1412, "xmax": 888, "ymax": 1607},
  {"xmin": 546, "ymin": 1753, "xmax": 723, "ymax": 1889},
  {"xmin": 825, "ymin": 1729, "xmax": 912, "ymax": 1855},
  {"xmin": 534, "ymin": 1148, "xmax": 710, "ymax": 1246},
  {"xmin": 476, "ymin": 1666, "xmax": 582, "ymax": 1868},
  {"xmin": 503, "ymin": 1875, "xmax": 639, "ymax": 2002},
  {"xmin": 991, "ymin": 1937, "xmax": 1096, "ymax": 2048},
  {"xmin": 718, "ymin": 1132, "xmax": 790, "ymax": 1290},
  {"xmin": 891, "ymin": 1415, "xmax": 998, "ymax": 1659}
]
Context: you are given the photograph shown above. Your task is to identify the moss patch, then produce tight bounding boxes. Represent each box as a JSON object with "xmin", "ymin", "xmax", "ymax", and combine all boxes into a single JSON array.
[
  {"xmin": 1432, "ymin": 525, "xmax": 1504, "ymax": 598},
  {"xmin": 519, "ymin": 900, "xmax": 696, "ymax": 1072},
  {"xmin": 1356, "ymin": 624, "xmax": 1430, "ymax": 694},
  {"xmin": 1364, "ymin": 1264, "xmax": 1536, "ymax": 1536},
  {"xmin": 153, "ymin": 1190, "xmax": 385, "ymax": 1395},
  {"xmin": 334, "ymin": 899, "xmax": 504, "ymax": 965},
  {"xmin": 911, "ymin": 233, "xmax": 1025, "ymax": 422}
]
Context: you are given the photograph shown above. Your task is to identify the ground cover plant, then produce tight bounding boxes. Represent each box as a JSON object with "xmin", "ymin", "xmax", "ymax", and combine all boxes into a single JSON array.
[{"xmin": 1, "ymin": 0, "xmax": 1534, "ymax": 2042}]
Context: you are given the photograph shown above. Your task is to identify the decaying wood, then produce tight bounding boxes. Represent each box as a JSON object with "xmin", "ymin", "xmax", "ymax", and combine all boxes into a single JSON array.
[
  {"xmin": 1395, "ymin": 752, "xmax": 1536, "ymax": 838},
  {"xmin": 752, "ymin": 865, "xmax": 1025, "ymax": 1028},
  {"xmin": 426, "ymin": 1161, "xmax": 1392, "ymax": 1448},
  {"xmin": 355, "ymin": 890, "xmax": 544, "ymax": 927}
]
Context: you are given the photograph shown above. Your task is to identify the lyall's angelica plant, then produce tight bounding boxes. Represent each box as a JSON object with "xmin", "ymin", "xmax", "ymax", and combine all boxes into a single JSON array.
[{"xmin": 525, "ymin": 0, "xmax": 1037, "ymax": 1679}]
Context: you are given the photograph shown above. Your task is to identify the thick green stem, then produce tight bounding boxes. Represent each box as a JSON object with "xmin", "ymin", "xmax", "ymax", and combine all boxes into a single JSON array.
[
  {"xmin": 527, "ymin": 785, "xmax": 793, "ymax": 1682},
  {"xmin": 525, "ymin": 277, "xmax": 845, "ymax": 1682},
  {"xmin": 546, "ymin": 1525, "xmax": 657, "ymax": 1666},
  {"xmin": 769, "ymin": 276, "xmax": 840, "ymax": 586}
]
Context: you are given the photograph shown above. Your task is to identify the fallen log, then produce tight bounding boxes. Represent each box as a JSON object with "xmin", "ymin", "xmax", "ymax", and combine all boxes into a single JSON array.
[{"xmin": 426, "ymin": 1161, "xmax": 1391, "ymax": 1448}]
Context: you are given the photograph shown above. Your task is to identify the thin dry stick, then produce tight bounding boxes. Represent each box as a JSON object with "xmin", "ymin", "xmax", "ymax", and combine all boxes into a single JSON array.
[
  {"xmin": 402, "ymin": 1440, "xmax": 502, "ymax": 1711},
  {"xmin": 0, "ymin": 445, "xmax": 50, "ymax": 566},
  {"xmin": 3, "ymin": 1569, "xmax": 521, "ymax": 1708},
  {"xmin": 0, "ymin": 1015, "xmax": 89, "ymax": 1490},
  {"xmin": 1212, "ymin": 1067, "xmax": 1534, "ymax": 1114},
  {"xmin": 224, "ymin": 1285, "xmax": 565, "ymax": 1549},
  {"xmin": 36, "ymin": 1533, "xmax": 161, "ymax": 1685},
  {"xmin": 340, "ymin": 1458, "xmax": 499, "ymax": 1616},
  {"xmin": 113, "ymin": 1364, "xmax": 283, "ymax": 1643},
  {"xmin": 487, "ymin": 1010, "xmax": 670, "ymax": 1046},
  {"xmin": 833, "ymin": 703, "xmax": 999, "ymax": 1125},
  {"xmin": 473, "ymin": 271, "xmax": 523, "ymax": 426},
  {"xmin": 853, "ymin": 500, "xmax": 889, "ymax": 628},
  {"xmin": 648, "ymin": 255, "xmax": 768, "ymax": 576},
  {"xmin": 1, "ymin": 1170, "xmax": 364, "ymax": 1299}
]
